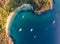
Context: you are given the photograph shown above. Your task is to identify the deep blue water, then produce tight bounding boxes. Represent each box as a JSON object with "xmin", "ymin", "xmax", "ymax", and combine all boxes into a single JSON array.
[{"xmin": 9, "ymin": 0, "xmax": 60, "ymax": 44}]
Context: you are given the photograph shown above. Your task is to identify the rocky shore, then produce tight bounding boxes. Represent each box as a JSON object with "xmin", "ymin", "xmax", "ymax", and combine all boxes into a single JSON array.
[
  {"xmin": 34, "ymin": 0, "xmax": 53, "ymax": 13},
  {"xmin": 6, "ymin": 0, "xmax": 53, "ymax": 44}
]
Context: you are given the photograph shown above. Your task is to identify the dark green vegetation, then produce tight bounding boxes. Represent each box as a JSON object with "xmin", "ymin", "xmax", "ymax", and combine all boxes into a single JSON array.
[{"xmin": 9, "ymin": 0, "xmax": 50, "ymax": 11}]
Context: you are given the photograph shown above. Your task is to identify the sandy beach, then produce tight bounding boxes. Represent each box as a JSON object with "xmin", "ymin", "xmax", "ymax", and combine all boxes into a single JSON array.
[{"xmin": 6, "ymin": 4, "xmax": 33, "ymax": 44}]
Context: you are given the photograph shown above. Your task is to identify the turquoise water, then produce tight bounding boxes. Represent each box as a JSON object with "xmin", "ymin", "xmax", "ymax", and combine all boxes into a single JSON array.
[{"xmin": 9, "ymin": 0, "xmax": 60, "ymax": 44}]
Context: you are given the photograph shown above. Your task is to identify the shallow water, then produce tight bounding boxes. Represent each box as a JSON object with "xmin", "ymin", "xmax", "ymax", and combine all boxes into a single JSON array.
[{"xmin": 9, "ymin": 0, "xmax": 60, "ymax": 44}]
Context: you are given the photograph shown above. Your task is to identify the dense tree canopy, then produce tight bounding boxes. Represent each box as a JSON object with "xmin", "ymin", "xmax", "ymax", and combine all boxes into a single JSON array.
[{"xmin": 8, "ymin": 0, "xmax": 52, "ymax": 12}]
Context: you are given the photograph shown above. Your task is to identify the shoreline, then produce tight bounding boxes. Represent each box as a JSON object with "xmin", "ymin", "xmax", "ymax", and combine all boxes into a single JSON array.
[
  {"xmin": 6, "ymin": 0, "xmax": 53, "ymax": 43},
  {"xmin": 6, "ymin": 4, "xmax": 34, "ymax": 44}
]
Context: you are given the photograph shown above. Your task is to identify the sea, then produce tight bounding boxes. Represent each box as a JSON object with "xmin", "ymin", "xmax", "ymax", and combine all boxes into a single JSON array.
[{"xmin": 9, "ymin": 0, "xmax": 60, "ymax": 44}]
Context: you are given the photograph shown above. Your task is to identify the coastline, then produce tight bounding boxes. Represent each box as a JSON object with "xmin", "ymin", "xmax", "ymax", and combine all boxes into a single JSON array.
[
  {"xmin": 6, "ymin": 4, "xmax": 33, "ymax": 44},
  {"xmin": 6, "ymin": 0, "xmax": 53, "ymax": 43}
]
